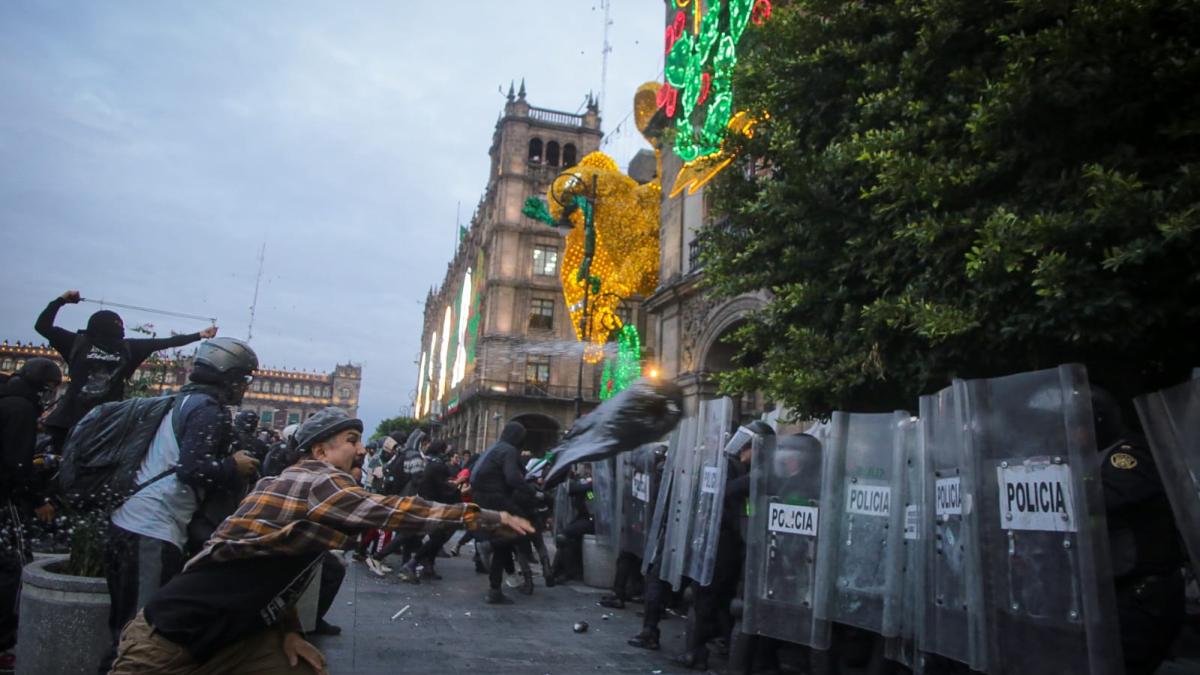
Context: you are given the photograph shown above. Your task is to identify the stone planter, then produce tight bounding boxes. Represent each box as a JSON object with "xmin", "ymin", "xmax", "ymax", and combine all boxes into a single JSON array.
[{"xmin": 16, "ymin": 555, "xmax": 110, "ymax": 675}]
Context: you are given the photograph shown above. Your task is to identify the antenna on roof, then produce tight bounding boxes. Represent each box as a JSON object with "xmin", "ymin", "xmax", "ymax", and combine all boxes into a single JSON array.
[
  {"xmin": 599, "ymin": 0, "xmax": 612, "ymax": 118},
  {"xmin": 247, "ymin": 241, "xmax": 266, "ymax": 341}
]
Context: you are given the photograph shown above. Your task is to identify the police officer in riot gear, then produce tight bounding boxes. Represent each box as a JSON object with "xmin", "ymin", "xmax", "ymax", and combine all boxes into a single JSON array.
[
  {"xmin": 1094, "ymin": 388, "xmax": 1186, "ymax": 675},
  {"xmin": 676, "ymin": 421, "xmax": 767, "ymax": 670}
]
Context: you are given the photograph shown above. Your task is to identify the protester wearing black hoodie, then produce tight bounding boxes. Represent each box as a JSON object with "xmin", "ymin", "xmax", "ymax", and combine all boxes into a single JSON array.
[
  {"xmin": 34, "ymin": 290, "xmax": 216, "ymax": 449},
  {"xmin": 470, "ymin": 421, "xmax": 537, "ymax": 604},
  {"xmin": 0, "ymin": 359, "xmax": 62, "ymax": 658}
]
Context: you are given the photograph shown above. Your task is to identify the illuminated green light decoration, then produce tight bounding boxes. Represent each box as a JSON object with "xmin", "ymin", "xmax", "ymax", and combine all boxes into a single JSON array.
[
  {"xmin": 600, "ymin": 325, "xmax": 643, "ymax": 401},
  {"xmin": 660, "ymin": 0, "xmax": 771, "ymax": 163}
]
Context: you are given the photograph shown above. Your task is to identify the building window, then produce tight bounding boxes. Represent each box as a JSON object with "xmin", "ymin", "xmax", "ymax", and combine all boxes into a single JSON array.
[
  {"xmin": 529, "ymin": 298, "xmax": 555, "ymax": 331},
  {"xmin": 528, "ymin": 138, "xmax": 543, "ymax": 163},
  {"xmin": 273, "ymin": 382, "xmax": 281, "ymax": 394},
  {"xmin": 340, "ymin": 387, "xmax": 351, "ymax": 399},
  {"xmin": 525, "ymin": 356, "xmax": 550, "ymax": 394},
  {"xmin": 563, "ymin": 143, "xmax": 577, "ymax": 166},
  {"xmin": 260, "ymin": 410, "xmax": 273, "ymax": 425},
  {"xmin": 282, "ymin": 382, "xmax": 292, "ymax": 395},
  {"xmin": 322, "ymin": 386, "xmax": 331, "ymax": 398},
  {"xmin": 546, "ymin": 141, "xmax": 560, "ymax": 166},
  {"xmin": 302, "ymin": 384, "xmax": 311, "ymax": 397},
  {"xmin": 532, "ymin": 246, "xmax": 558, "ymax": 277},
  {"xmin": 1, "ymin": 359, "xmax": 11, "ymax": 370},
  {"xmin": 288, "ymin": 412, "xmax": 300, "ymax": 425}
]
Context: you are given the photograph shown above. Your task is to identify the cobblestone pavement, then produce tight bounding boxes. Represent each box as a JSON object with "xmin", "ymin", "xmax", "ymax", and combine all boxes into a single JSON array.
[{"xmin": 311, "ymin": 545, "xmax": 691, "ymax": 675}]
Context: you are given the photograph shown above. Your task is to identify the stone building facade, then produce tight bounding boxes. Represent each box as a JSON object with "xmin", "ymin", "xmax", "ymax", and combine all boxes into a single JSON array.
[
  {"xmin": 414, "ymin": 84, "xmax": 649, "ymax": 455},
  {"xmin": 0, "ymin": 340, "xmax": 361, "ymax": 429},
  {"xmin": 641, "ymin": 8, "xmax": 770, "ymax": 423}
]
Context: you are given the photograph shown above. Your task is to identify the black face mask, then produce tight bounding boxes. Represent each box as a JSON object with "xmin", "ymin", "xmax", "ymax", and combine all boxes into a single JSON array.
[{"xmin": 86, "ymin": 310, "xmax": 125, "ymax": 349}]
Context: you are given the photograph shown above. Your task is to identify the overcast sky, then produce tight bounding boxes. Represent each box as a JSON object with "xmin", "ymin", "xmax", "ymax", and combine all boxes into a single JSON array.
[{"xmin": 0, "ymin": 1, "xmax": 664, "ymax": 434}]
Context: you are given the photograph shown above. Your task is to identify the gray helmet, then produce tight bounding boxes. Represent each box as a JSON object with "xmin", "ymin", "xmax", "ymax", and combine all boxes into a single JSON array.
[
  {"xmin": 294, "ymin": 407, "xmax": 363, "ymax": 452},
  {"xmin": 194, "ymin": 337, "xmax": 259, "ymax": 375}
]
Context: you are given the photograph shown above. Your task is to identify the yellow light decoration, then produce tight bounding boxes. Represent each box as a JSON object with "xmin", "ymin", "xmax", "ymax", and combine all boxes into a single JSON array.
[
  {"xmin": 669, "ymin": 110, "xmax": 762, "ymax": 197},
  {"xmin": 541, "ymin": 151, "xmax": 661, "ymax": 363}
]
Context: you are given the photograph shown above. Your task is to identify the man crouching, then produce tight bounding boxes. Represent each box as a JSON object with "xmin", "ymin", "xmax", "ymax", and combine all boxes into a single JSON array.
[{"xmin": 109, "ymin": 408, "xmax": 533, "ymax": 674}]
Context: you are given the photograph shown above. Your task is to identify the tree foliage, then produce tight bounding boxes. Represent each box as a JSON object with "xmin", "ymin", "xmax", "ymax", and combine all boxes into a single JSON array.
[
  {"xmin": 372, "ymin": 415, "xmax": 419, "ymax": 442},
  {"xmin": 701, "ymin": 0, "xmax": 1200, "ymax": 417}
]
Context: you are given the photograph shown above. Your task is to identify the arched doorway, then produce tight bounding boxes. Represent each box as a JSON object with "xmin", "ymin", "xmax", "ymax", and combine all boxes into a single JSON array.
[
  {"xmin": 509, "ymin": 413, "xmax": 561, "ymax": 457},
  {"xmin": 695, "ymin": 295, "xmax": 769, "ymax": 423}
]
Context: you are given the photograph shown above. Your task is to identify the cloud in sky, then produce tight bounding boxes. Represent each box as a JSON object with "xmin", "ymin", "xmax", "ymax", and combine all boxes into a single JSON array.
[{"xmin": 0, "ymin": 1, "xmax": 664, "ymax": 434}]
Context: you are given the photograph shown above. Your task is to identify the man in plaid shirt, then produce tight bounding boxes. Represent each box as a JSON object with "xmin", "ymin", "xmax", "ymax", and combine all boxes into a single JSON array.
[{"xmin": 109, "ymin": 408, "xmax": 533, "ymax": 674}]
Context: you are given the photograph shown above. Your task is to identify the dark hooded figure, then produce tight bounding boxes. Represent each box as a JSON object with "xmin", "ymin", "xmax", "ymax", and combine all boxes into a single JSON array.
[
  {"xmin": 0, "ymin": 358, "xmax": 63, "ymax": 661},
  {"xmin": 35, "ymin": 290, "xmax": 216, "ymax": 449},
  {"xmin": 470, "ymin": 421, "xmax": 537, "ymax": 604}
]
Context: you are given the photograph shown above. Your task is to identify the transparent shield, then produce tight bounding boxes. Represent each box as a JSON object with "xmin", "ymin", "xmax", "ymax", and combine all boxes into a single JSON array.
[
  {"xmin": 1135, "ymin": 377, "xmax": 1200, "ymax": 579},
  {"xmin": 657, "ymin": 416, "xmax": 699, "ymax": 590},
  {"xmin": 818, "ymin": 410, "xmax": 910, "ymax": 637},
  {"xmin": 917, "ymin": 385, "xmax": 987, "ymax": 672},
  {"xmin": 591, "ymin": 458, "xmax": 619, "ymax": 546},
  {"xmin": 553, "ymin": 480, "xmax": 577, "ymax": 537},
  {"xmin": 620, "ymin": 445, "xmax": 660, "ymax": 556},
  {"xmin": 885, "ymin": 415, "xmax": 925, "ymax": 670},
  {"xmin": 743, "ymin": 431, "xmax": 831, "ymax": 649},
  {"xmin": 960, "ymin": 365, "xmax": 1122, "ymax": 675},
  {"xmin": 682, "ymin": 397, "xmax": 734, "ymax": 587}
]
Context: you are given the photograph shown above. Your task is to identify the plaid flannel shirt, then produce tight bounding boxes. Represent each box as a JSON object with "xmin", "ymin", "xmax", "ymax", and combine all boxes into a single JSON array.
[{"xmin": 186, "ymin": 458, "xmax": 497, "ymax": 569}]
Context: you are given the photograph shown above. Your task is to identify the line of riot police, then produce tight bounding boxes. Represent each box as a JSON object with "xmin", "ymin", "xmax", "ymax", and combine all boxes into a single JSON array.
[{"xmin": 585, "ymin": 365, "xmax": 1197, "ymax": 675}]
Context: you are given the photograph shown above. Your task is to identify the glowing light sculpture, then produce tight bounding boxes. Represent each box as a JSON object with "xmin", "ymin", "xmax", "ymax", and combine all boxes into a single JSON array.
[{"xmin": 523, "ymin": 151, "xmax": 661, "ymax": 362}]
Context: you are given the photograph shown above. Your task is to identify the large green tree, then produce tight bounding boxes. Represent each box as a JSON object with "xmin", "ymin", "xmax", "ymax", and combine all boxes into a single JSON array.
[
  {"xmin": 702, "ymin": 0, "xmax": 1200, "ymax": 417},
  {"xmin": 371, "ymin": 415, "xmax": 420, "ymax": 442}
]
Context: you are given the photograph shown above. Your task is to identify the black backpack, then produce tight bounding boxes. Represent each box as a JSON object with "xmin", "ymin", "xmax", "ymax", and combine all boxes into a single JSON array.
[{"xmin": 58, "ymin": 394, "xmax": 185, "ymax": 510}]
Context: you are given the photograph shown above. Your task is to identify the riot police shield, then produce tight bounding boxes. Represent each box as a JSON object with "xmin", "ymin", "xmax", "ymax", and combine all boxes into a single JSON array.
[
  {"xmin": 817, "ymin": 410, "xmax": 910, "ymax": 637},
  {"xmin": 885, "ymin": 414, "xmax": 925, "ymax": 670},
  {"xmin": 653, "ymin": 415, "xmax": 698, "ymax": 590},
  {"xmin": 917, "ymin": 384, "xmax": 987, "ymax": 671},
  {"xmin": 743, "ymin": 432, "xmax": 832, "ymax": 649},
  {"xmin": 959, "ymin": 365, "xmax": 1122, "ymax": 675},
  {"xmin": 620, "ymin": 444, "xmax": 660, "ymax": 557},
  {"xmin": 553, "ymin": 480, "xmax": 578, "ymax": 538},
  {"xmin": 1135, "ymin": 376, "xmax": 1200, "ymax": 579},
  {"xmin": 590, "ymin": 458, "xmax": 619, "ymax": 546},
  {"xmin": 681, "ymin": 397, "xmax": 734, "ymax": 587}
]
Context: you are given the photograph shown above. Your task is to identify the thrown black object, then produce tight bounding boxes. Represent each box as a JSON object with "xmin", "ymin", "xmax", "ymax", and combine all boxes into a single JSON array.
[
  {"xmin": 541, "ymin": 378, "xmax": 684, "ymax": 487},
  {"xmin": 573, "ymin": 621, "xmax": 589, "ymax": 633}
]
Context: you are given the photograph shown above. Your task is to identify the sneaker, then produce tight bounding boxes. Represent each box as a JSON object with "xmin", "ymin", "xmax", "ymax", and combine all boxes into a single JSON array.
[
  {"xmin": 396, "ymin": 566, "xmax": 420, "ymax": 584},
  {"xmin": 377, "ymin": 559, "xmax": 394, "ymax": 573},
  {"xmin": 365, "ymin": 557, "xmax": 387, "ymax": 577},
  {"xmin": 505, "ymin": 573, "xmax": 521, "ymax": 589}
]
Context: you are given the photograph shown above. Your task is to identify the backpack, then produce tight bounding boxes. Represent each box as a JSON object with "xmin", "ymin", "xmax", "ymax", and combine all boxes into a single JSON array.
[
  {"xmin": 58, "ymin": 393, "xmax": 185, "ymax": 510},
  {"xmin": 380, "ymin": 452, "xmax": 408, "ymax": 496}
]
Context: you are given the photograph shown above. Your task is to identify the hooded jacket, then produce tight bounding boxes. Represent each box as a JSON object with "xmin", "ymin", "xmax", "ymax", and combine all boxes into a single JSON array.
[
  {"xmin": 35, "ymin": 297, "xmax": 206, "ymax": 430},
  {"xmin": 470, "ymin": 421, "xmax": 535, "ymax": 512},
  {"xmin": 0, "ymin": 377, "xmax": 46, "ymax": 503}
]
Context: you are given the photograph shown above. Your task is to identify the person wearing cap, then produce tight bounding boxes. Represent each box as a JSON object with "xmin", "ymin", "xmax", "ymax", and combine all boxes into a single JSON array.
[
  {"xmin": 0, "ymin": 358, "xmax": 63, "ymax": 668},
  {"xmin": 34, "ymin": 289, "xmax": 217, "ymax": 451},
  {"xmin": 109, "ymin": 407, "xmax": 534, "ymax": 674},
  {"xmin": 99, "ymin": 337, "xmax": 262, "ymax": 674}
]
